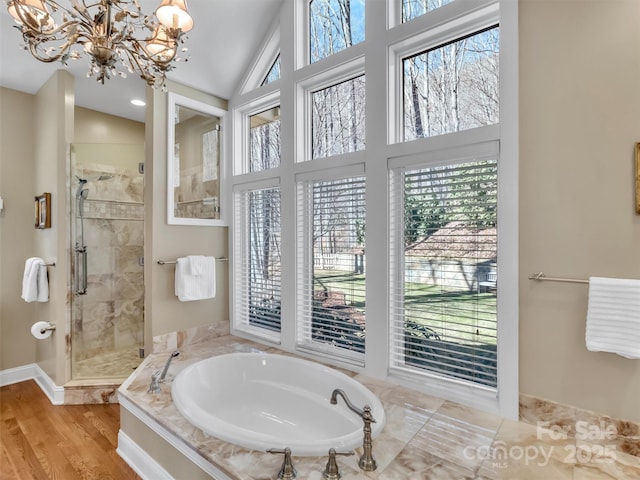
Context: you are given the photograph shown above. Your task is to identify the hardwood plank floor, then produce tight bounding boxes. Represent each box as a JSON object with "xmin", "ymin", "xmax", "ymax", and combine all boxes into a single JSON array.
[{"xmin": 0, "ymin": 380, "xmax": 141, "ymax": 480}]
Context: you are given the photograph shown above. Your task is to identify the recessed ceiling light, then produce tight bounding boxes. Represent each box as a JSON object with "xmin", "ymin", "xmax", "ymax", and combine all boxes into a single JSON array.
[{"xmin": 131, "ymin": 99, "xmax": 146, "ymax": 107}]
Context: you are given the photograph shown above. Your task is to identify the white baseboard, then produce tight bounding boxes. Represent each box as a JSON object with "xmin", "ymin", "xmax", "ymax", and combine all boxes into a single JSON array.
[
  {"xmin": 117, "ymin": 431, "xmax": 175, "ymax": 480},
  {"xmin": 0, "ymin": 364, "xmax": 36, "ymax": 387},
  {"xmin": 0, "ymin": 363, "xmax": 65, "ymax": 405}
]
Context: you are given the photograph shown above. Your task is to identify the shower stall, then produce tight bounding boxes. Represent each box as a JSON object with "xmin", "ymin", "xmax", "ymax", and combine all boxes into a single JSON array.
[{"xmin": 70, "ymin": 143, "xmax": 145, "ymax": 380}]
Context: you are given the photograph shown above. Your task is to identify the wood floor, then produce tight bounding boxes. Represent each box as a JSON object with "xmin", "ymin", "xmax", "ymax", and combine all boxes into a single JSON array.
[{"xmin": 0, "ymin": 380, "xmax": 141, "ymax": 480}]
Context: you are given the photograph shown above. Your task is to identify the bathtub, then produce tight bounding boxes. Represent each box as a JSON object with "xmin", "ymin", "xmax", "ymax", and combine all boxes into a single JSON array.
[{"xmin": 171, "ymin": 352, "xmax": 385, "ymax": 456}]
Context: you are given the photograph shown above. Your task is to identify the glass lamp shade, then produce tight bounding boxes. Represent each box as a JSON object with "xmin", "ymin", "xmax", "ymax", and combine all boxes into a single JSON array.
[
  {"xmin": 7, "ymin": 0, "xmax": 54, "ymax": 29},
  {"xmin": 146, "ymin": 26, "xmax": 177, "ymax": 60},
  {"xmin": 155, "ymin": 0, "xmax": 193, "ymax": 32}
]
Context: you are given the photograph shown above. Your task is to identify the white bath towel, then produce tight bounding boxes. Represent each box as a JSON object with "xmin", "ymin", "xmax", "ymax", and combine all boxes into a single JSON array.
[
  {"xmin": 21, "ymin": 257, "xmax": 49, "ymax": 303},
  {"xmin": 175, "ymin": 256, "xmax": 216, "ymax": 302},
  {"xmin": 586, "ymin": 277, "xmax": 640, "ymax": 359}
]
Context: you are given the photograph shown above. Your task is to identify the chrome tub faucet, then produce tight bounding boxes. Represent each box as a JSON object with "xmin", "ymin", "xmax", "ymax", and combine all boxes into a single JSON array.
[{"xmin": 330, "ymin": 389, "xmax": 377, "ymax": 471}]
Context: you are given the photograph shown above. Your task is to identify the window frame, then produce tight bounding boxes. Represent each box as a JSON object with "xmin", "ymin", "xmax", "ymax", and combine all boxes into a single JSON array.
[
  {"xmin": 232, "ymin": 178, "xmax": 283, "ymax": 343},
  {"xmin": 296, "ymin": 56, "xmax": 365, "ymax": 163},
  {"xmin": 388, "ymin": 141, "xmax": 501, "ymax": 406},
  {"xmin": 295, "ymin": 164, "xmax": 367, "ymax": 364}
]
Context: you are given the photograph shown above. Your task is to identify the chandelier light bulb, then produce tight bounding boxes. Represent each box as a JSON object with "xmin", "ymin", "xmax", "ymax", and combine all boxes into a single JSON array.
[{"xmin": 155, "ymin": 0, "xmax": 193, "ymax": 32}]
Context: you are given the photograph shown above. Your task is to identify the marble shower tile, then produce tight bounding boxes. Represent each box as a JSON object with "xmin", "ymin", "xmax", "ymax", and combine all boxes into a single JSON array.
[
  {"xmin": 112, "ymin": 219, "xmax": 144, "ymax": 246},
  {"xmin": 114, "ymin": 271, "xmax": 144, "ymax": 300}
]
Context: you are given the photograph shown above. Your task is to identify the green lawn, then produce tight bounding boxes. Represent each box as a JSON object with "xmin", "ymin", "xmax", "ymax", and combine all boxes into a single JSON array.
[{"xmin": 313, "ymin": 269, "xmax": 497, "ymax": 345}]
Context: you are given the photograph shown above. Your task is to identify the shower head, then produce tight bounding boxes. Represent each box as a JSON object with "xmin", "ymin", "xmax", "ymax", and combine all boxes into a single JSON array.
[{"xmin": 75, "ymin": 177, "xmax": 88, "ymax": 199}]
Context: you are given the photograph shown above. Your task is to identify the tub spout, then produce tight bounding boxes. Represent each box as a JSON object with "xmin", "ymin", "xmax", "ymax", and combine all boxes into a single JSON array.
[
  {"xmin": 330, "ymin": 389, "xmax": 370, "ymax": 418},
  {"xmin": 159, "ymin": 351, "xmax": 180, "ymax": 383},
  {"xmin": 330, "ymin": 389, "xmax": 377, "ymax": 471}
]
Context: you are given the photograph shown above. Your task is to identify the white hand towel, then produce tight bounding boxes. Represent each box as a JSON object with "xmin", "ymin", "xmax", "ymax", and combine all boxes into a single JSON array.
[
  {"xmin": 586, "ymin": 277, "xmax": 640, "ymax": 359},
  {"xmin": 21, "ymin": 257, "xmax": 49, "ymax": 303},
  {"xmin": 188, "ymin": 255, "xmax": 207, "ymax": 276},
  {"xmin": 175, "ymin": 256, "xmax": 216, "ymax": 302}
]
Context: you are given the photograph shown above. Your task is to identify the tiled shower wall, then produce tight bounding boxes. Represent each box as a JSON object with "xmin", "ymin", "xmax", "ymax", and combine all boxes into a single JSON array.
[{"xmin": 72, "ymin": 162, "xmax": 144, "ymax": 378}]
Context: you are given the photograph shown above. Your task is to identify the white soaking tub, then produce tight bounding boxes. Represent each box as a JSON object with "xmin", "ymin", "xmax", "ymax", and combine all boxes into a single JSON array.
[{"xmin": 171, "ymin": 352, "xmax": 385, "ymax": 456}]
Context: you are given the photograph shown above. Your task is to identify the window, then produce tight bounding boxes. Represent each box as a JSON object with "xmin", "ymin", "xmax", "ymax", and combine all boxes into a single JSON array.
[
  {"xmin": 234, "ymin": 186, "xmax": 282, "ymax": 336},
  {"xmin": 262, "ymin": 54, "xmax": 281, "ymax": 85},
  {"xmin": 232, "ymin": 0, "xmax": 517, "ymax": 415},
  {"xmin": 390, "ymin": 159, "xmax": 498, "ymax": 387},
  {"xmin": 309, "ymin": 0, "xmax": 365, "ymax": 63},
  {"xmin": 311, "ymin": 75, "xmax": 366, "ymax": 159},
  {"xmin": 250, "ymin": 106, "xmax": 281, "ymax": 171},
  {"xmin": 297, "ymin": 175, "xmax": 366, "ymax": 359},
  {"xmin": 403, "ymin": 27, "xmax": 499, "ymax": 141},
  {"xmin": 402, "ymin": 0, "xmax": 454, "ymax": 23}
]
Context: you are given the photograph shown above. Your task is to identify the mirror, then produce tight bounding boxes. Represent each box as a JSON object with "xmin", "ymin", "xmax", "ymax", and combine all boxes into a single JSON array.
[{"xmin": 167, "ymin": 92, "xmax": 227, "ymax": 226}]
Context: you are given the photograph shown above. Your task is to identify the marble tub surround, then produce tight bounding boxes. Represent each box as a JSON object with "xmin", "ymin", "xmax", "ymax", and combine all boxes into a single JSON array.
[
  {"xmin": 119, "ymin": 335, "xmax": 640, "ymax": 479},
  {"xmin": 152, "ymin": 322, "xmax": 230, "ymax": 354},
  {"xmin": 519, "ymin": 394, "xmax": 640, "ymax": 462}
]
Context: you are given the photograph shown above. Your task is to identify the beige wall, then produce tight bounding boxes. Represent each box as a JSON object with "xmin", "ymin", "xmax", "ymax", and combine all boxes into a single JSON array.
[
  {"xmin": 144, "ymin": 81, "xmax": 229, "ymax": 351},
  {"xmin": 0, "ymin": 88, "xmax": 37, "ymax": 371},
  {"xmin": 75, "ymin": 106, "xmax": 145, "ymax": 145},
  {"xmin": 519, "ymin": 0, "xmax": 640, "ymax": 422},
  {"xmin": 32, "ymin": 71, "xmax": 75, "ymax": 384}
]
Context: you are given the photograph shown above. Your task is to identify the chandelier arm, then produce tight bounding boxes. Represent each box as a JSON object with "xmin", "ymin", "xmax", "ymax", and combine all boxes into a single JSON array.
[
  {"xmin": 49, "ymin": 0, "xmax": 96, "ymax": 26},
  {"xmin": 25, "ymin": 35, "xmax": 77, "ymax": 63},
  {"xmin": 134, "ymin": 39, "xmax": 178, "ymax": 66},
  {"xmin": 120, "ymin": 42, "xmax": 171, "ymax": 82}
]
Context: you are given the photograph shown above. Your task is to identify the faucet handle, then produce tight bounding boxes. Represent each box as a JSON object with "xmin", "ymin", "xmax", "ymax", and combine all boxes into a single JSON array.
[
  {"xmin": 148, "ymin": 370, "xmax": 161, "ymax": 394},
  {"xmin": 323, "ymin": 448, "xmax": 354, "ymax": 480},
  {"xmin": 267, "ymin": 447, "xmax": 296, "ymax": 479}
]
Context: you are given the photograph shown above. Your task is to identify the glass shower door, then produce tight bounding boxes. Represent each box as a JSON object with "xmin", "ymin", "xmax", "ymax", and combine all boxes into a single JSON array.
[{"xmin": 70, "ymin": 144, "xmax": 145, "ymax": 380}]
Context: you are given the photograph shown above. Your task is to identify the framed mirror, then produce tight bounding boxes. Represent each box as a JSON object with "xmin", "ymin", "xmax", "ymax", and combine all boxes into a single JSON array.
[{"xmin": 167, "ymin": 92, "xmax": 227, "ymax": 226}]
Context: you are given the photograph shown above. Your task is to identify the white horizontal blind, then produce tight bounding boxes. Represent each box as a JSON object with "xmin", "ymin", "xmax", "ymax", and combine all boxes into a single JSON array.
[
  {"xmin": 235, "ymin": 187, "xmax": 282, "ymax": 335},
  {"xmin": 297, "ymin": 176, "xmax": 366, "ymax": 360},
  {"xmin": 390, "ymin": 160, "xmax": 498, "ymax": 388}
]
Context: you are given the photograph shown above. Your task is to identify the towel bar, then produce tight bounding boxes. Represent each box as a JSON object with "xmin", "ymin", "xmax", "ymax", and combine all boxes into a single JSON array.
[
  {"xmin": 528, "ymin": 272, "xmax": 589, "ymax": 284},
  {"xmin": 39, "ymin": 262, "xmax": 56, "ymax": 268},
  {"xmin": 157, "ymin": 258, "xmax": 228, "ymax": 265}
]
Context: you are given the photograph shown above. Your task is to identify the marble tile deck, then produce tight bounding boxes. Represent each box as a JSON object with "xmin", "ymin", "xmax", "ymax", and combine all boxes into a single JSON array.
[{"xmin": 118, "ymin": 335, "xmax": 640, "ymax": 480}]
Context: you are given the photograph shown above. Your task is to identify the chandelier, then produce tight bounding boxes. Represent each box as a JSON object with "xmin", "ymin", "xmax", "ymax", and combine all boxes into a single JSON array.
[{"xmin": 6, "ymin": 0, "xmax": 193, "ymax": 86}]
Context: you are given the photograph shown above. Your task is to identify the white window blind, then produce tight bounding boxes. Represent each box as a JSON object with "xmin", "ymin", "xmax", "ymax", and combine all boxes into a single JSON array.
[
  {"xmin": 297, "ymin": 176, "xmax": 366, "ymax": 360},
  {"xmin": 234, "ymin": 186, "xmax": 282, "ymax": 336},
  {"xmin": 390, "ymin": 160, "xmax": 498, "ymax": 388}
]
